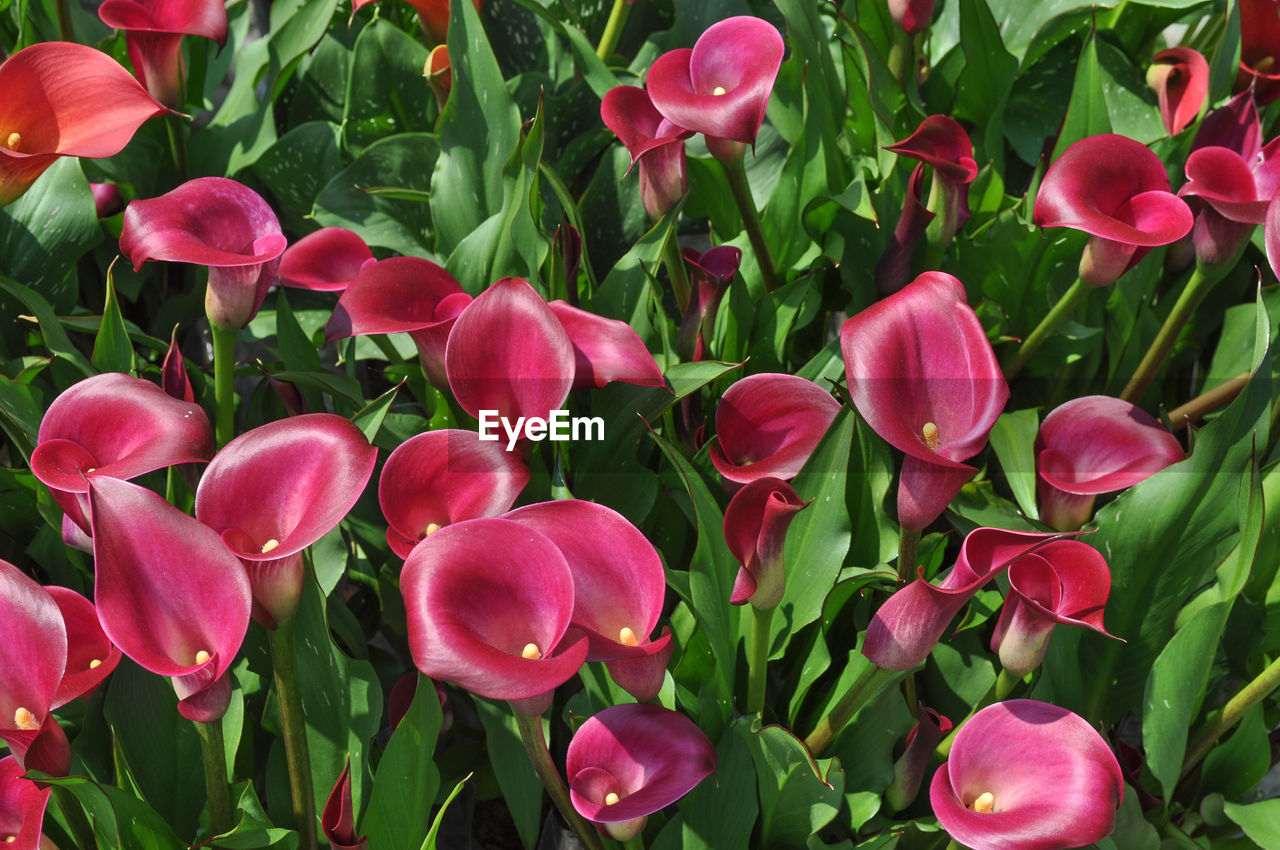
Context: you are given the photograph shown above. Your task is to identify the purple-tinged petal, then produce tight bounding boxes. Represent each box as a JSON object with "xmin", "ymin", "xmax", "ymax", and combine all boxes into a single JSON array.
[
  {"xmin": 547, "ymin": 301, "xmax": 665, "ymax": 390},
  {"xmin": 600, "ymin": 86, "xmax": 692, "ymax": 166},
  {"xmin": 279, "ymin": 227, "xmax": 374, "ymax": 291},
  {"xmin": 321, "ymin": 757, "xmax": 367, "ymax": 850},
  {"xmin": 646, "ymin": 17, "xmax": 784, "ymax": 145},
  {"xmin": 1180, "ymin": 146, "xmax": 1269, "ymax": 223},
  {"xmin": 888, "ymin": 0, "xmax": 935, "ymax": 33},
  {"xmin": 875, "ymin": 163, "xmax": 935, "ymax": 296},
  {"xmin": 886, "ymin": 115, "xmax": 977, "ymax": 185},
  {"xmin": 1237, "ymin": 0, "xmax": 1280, "ymax": 105},
  {"xmin": 723, "ymin": 478, "xmax": 809, "ymax": 608},
  {"xmin": 677, "ymin": 245, "xmax": 741, "ymax": 358},
  {"xmin": 98, "ymin": 0, "xmax": 228, "ymax": 105},
  {"xmin": 1267, "ymin": 192, "xmax": 1280, "ymax": 280},
  {"xmin": 379, "ymin": 429, "xmax": 530, "ymax": 559},
  {"xmin": 1192, "ymin": 90, "xmax": 1261, "ymax": 158},
  {"xmin": 566, "ymin": 704, "xmax": 715, "ymax": 824},
  {"xmin": 402, "ymin": 518, "xmax": 588, "ymax": 701},
  {"xmin": 445, "ymin": 278, "xmax": 575, "ymax": 424},
  {"xmin": 161, "ymin": 326, "xmax": 195, "ymax": 402},
  {"xmin": 709, "ymin": 373, "xmax": 840, "ymax": 484},
  {"xmin": 0, "ymin": 756, "xmax": 51, "ymax": 850},
  {"xmin": 0, "ymin": 561, "xmax": 66, "ymax": 768},
  {"xmin": 886, "ymin": 704, "xmax": 952, "ymax": 811},
  {"xmin": 90, "ymin": 183, "xmax": 124, "ymax": 217},
  {"xmin": 47, "ymin": 586, "xmax": 120, "ymax": 709},
  {"xmin": 897, "ymin": 454, "xmax": 978, "ymax": 533},
  {"xmin": 1148, "ymin": 47, "xmax": 1209, "ymax": 136},
  {"xmin": 931, "ymin": 700, "xmax": 1122, "ymax": 850}
]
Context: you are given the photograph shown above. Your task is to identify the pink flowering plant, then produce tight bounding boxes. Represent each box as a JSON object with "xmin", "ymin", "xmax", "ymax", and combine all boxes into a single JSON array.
[{"xmin": 4, "ymin": 1, "xmax": 1280, "ymax": 849}]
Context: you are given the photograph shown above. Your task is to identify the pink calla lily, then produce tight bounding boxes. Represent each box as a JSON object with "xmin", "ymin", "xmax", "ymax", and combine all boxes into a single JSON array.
[
  {"xmin": 991, "ymin": 541, "xmax": 1119, "ymax": 676},
  {"xmin": 445, "ymin": 277, "xmax": 576, "ymax": 425},
  {"xmin": 1237, "ymin": 0, "xmax": 1280, "ymax": 104},
  {"xmin": 1034, "ymin": 134, "xmax": 1194, "ymax": 286},
  {"xmin": 279, "ymin": 227, "xmax": 375, "ymax": 292},
  {"xmin": 161, "ymin": 328, "xmax": 195, "ymax": 402},
  {"xmin": 195, "ymin": 414, "xmax": 377, "ymax": 628},
  {"xmin": 1179, "ymin": 139, "xmax": 1280, "ymax": 264},
  {"xmin": 98, "ymin": 0, "xmax": 229, "ymax": 107},
  {"xmin": 1035, "ymin": 396, "xmax": 1185, "ymax": 531},
  {"xmin": 121, "ymin": 177, "xmax": 288, "ymax": 329},
  {"xmin": 379, "ymin": 429, "xmax": 531, "ymax": 559},
  {"xmin": 646, "ymin": 16, "xmax": 784, "ymax": 149},
  {"xmin": 677, "ymin": 245, "xmax": 741, "ymax": 358},
  {"xmin": 876, "ymin": 164, "xmax": 934, "ymax": 296},
  {"xmin": 47, "ymin": 586, "xmax": 120, "ymax": 708},
  {"xmin": 709, "ymin": 373, "xmax": 841, "ymax": 484},
  {"xmin": 886, "ymin": 705, "xmax": 952, "ymax": 811},
  {"xmin": 600, "ymin": 85, "xmax": 691, "ymax": 219},
  {"xmin": 0, "ymin": 756, "xmax": 51, "ymax": 850},
  {"xmin": 862, "ymin": 528, "xmax": 1064, "ymax": 671},
  {"xmin": 1148, "ymin": 47, "xmax": 1209, "ymax": 136},
  {"xmin": 0, "ymin": 42, "xmax": 172, "ymax": 206},
  {"xmin": 504, "ymin": 500, "xmax": 672, "ymax": 701},
  {"xmin": 0, "ymin": 560, "xmax": 68, "ymax": 775},
  {"xmin": 931, "ymin": 700, "xmax": 1123, "ymax": 850},
  {"xmin": 30, "ymin": 372, "xmax": 214, "ymax": 538},
  {"xmin": 1192, "ymin": 90, "xmax": 1261, "ymax": 157},
  {"xmin": 840, "ymin": 272, "xmax": 1009, "ymax": 530},
  {"xmin": 724, "ymin": 478, "xmax": 809, "ymax": 609},
  {"xmin": 888, "ymin": 0, "xmax": 936, "ymax": 33},
  {"xmin": 401, "ymin": 518, "xmax": 589, "ymax": 713},
  {"xmin": 321, "ymin": 757, "xmax": 367, "ymax": 850},
  {"xmin": 547, "ymin": 301, "xmax": 665, "ymax": 391},
  {"xmin": 324, "ymin": 257, "xmax": 471, "ymax": 387},
  {"xmin": 89, "ymin": 477, "xmax": 251, "ymax": 722},
  {"xmin": 566, "ymin": 703, "xmax": 716, "ymax": 841},
  {"xmin": 883, "ymin": 115, "xmax": 976, "ymax": 266}
]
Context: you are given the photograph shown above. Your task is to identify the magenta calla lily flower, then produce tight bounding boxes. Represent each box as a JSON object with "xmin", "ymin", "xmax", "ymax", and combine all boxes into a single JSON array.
[
  {"xmin": 195, "ymin": 414, "xmax": 377, "ymax": 628},
  {"xmin": 1148, "ymin": 47, "xmax": 1209, "ymax": 136},
  {"xmin": 1036, "ymin": 396, "xmax": 1185, "ymax": 531},
  {"xmin": 677, "ymin": 245, "xmax": 741, "ymax": 359},
  {"xmin": 991, "ymin": 541, "xmax": 1118, "ymax": 677},
  {"xmin": 724, "ymin": 478, "xmax": 809, "ymax": 609},
  {"xmin": 401, "ymin": 518, "xmax": 589, "ymax": 713},
  {"xmin": 98, "ymin": 0, "xmax": 229, "ymax": 107},
  {"xmin": 566, "ymin": 704, "xmax": 716, "ymax": 841},
  {"xmin": 47, "ymin": 586, "xmax": 120, "ymax": 708},
  {"xmin": 0, "ymin": 42, "xmax": 172, "ymax": 207},
  {"xmin": 279, "ymin": 227, "xmax": 375, "ymax": 292},
  {"xmin": 885, "ymin": 115, "xmax": 976, "ymax": 254},
  {"xmin": 863, "ymin": 528, "xmax": 1064, "ymax": 671},
  {"xmin": 1179, "ymin": 139, "xmax": 1280, "ymax": 264},
  {"xmin": 161, "ymin": 328, "xmax": 195, "ymax": 402},
  {"xmin": 379, "ymin": 429, "xmax": 531, "ymax": 558},
  {"xmin": 321, "ymin": 757, "xmax": 367, "ymax": 850},
  {"xmin": 840, "ymin": 273, "xmax": 1009, "ymax": 531},
  {"xmin": 709, "ymin": 373, "xmax": 841, "ymax": 484},
  {"xmin": 886, "ymin": 705, "xmax": 952, "ymax": 811},
  {"xmin": 547, "ymin": 301, "xmax": 665, "ymax": 391},
  {"xmin": 1238, "ymin": 0, "xmax": 1280, "ymax": 104},
  {"xmin": 0, "ymin": 559, "xmax": 68, "ymax": 776},
  {"xmin": 600, "ymin": 85, "xmax": 691, "ymax": 220},
  {"xmin": 445, "ymin": 277, "xmax": 576, "ymax": 425},
  {"xmin": 931, "ymin": 700, "xmax": 1123, "ymax": 850},
  {"xmin": 504, "ymin": 500, "xmax": 672, "ymax": 701},
  {"xmin": 1034, "ymin": 134, "xmax": 1193, "ymax": 286},
  {"xmin": 1192, "ymin": 90, "xmax": 1261, "ymax": 157},
  {"xmin": 90, "ymin": 182, "xmax": 124, "ymax": 217},
  {"xmin": 876, "ymin": 164, "xmax": 934, "ymax": 296},
  {"xmin": 324, "ymin": 257, "xmax": 471, "ymax": 388},
  {"xmin": 89, "ymin": 477, "xmax": 251, "ymax": 722},
  {"xmin": 30, "ymin": 372, "xmax": 214, "ymax": 538},
  {"xmin": 0, "ymin": 756, "xmax": 50, "ymax": 850},
  {"xmin": 888, "ymin": 0, "xmax": 935, "ymax": 33},
  {"xmin": 121, "ymin": 177, "xmax": 288, "ymax": 329},
  {"xmin": 646, "ymin": 16, "xmax": 784, "ymax": 150}
]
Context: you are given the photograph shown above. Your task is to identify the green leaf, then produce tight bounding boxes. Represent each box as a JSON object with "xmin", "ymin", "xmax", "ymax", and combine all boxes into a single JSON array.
[
  {"xmin": 1051, "ymin": 33, "xmax": 1111, "ymax": 161},
  {"xmin": 249, "ymin": 122, "xmax": 345, "ymax": 234},
  {"xmin": 362, "ymin": 675, "xmax": 444, "ymax": 848},
  {"xmin": 954, "ymin": 0, "xmax": 1018, "ymax": 169},
  {"xmin": 652, "ymin": 723, "xmax": 757, "ymax": 850},
  {"xmin": 342, "ymin": 19, "xmax": 434, "ymax": 155},
  {"xmin": 91, "ymin": 259, "xmax": 135, "ymax": 376},
  {"xmin": 0, "ymin": 277, "xmax": 93, "ymax": 376},
  {"xmin": 1223, "ymin": 798, "xmax": 1280, "ymax": 849},
  {"xmin": 1200, "ymin": 703, "xmax": 1270, "ymax": 800},
  {"xmin": 352, "ymin": 382, "xmax": 400, "ymax": 443},
  {"xmin": 0, "ymin": 374, "xmax": 44, "ymax": 460},
  {"xmin": 40, "ymin": 774, "xmax": 187, "ymax": 850},
  {"xmin": 473, "ymin": 699, "xmax": 543, "ymax": 849},
  {"xmin": 988, "ymin": 408, "xmax": 1041, "ymax": 520},
  {"xmin": 1096, "ymin": 34, "xmax": 1164, "ymax": 144},
  {"xmin": 741, "ymin": 720, "xmax": 845, "ymax": 848},
  {"xmin": 420, "ymin": 773, "xmax": 471, "ymax": 850},
  {"xmin": 213, "ymin": 783, "xmax": 299, "ymax": 849}
]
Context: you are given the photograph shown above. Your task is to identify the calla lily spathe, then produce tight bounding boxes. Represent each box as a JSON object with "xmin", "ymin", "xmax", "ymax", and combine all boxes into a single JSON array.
[
  {"xmin": 1148, "ymin": 47, "xmax": 1209, "ymax": 136},
  {"xmin": 0, "ymin": 756, "xmax": 51, "ymax": 850},
  {"xmin": 724, "ymin": 478, "xmax": 808, "ymax": 609},
  {"xmin": 600, "ymin": 85, "xmax": 691, "ymax": 220},
  {"xmin": 279, "ymin": 227, "xmax": 375, "ymax": 292},
  {"xmin": 98, "ymin": 0, "xmax": 229, "ymax": 107},
  {"xmin": 709, "ymin": 373, "xmax": 841, "ymax": 484}
]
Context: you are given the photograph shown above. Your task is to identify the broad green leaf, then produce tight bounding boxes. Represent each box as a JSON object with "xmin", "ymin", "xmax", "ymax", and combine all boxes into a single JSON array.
[
  {"xmin": 988, "ymin": 408, "xmax": 1041, "ymax": 520},
  {"xmin": 0, "ymin": 277, "xmax": 94, "ymax": 377},
  {"xmin": 954, "ymin": 0, "xmax": 1018, "ymax": 170},
  {"xmin": 250, "ymin": 122, "xmax": 345, "ymax": 234},
  {"xmin": 1223, "ymin": 798, "xmax": 1280, "ymax": 849},
  {"xmin": 91, "ymin": 259, "xmax": 135, "ymax": 376},
  {"xmin": 1096, "ymin": 35, "xmax": 1164, "ymax": 144},
  {"xmin": 473, "ymin": 699, "xmax": 543, "ymax": 849},
  {"xmin": 213, "ymin": 783, "xmax": 299, "ymax": 849},
  {"xmin": 40, "ymin": 774, "xmax": 186, "ymax": 850},
  {"xmin": 362, "ymin": 675, "xmax": 444, "ymax": 848},
  {"xmin": 342, "ymin": 20, "xmax": 434, "ymax": 155},
  {"xmin": 1050, "ymin": 33, "xmax": 1111, "ymax": 161},
  {"xmin": 741, "ymin": 720, "xmax": 845, "ymax": 848},
  {"xmin": 0, "ymin": 374, "xmax": 44, "ymax": 460}
]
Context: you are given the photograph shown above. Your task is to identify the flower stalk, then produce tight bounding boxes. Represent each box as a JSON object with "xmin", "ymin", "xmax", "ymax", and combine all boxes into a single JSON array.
[
  {"xmin": 512, "ymin": 709, "xmax": 605, "ymax": 850},
  {"xmin": 270, "ymin": 618, "xmax": 318, "ymax": 850},
  {"xmin": 1004, "ymin": 278, "xmax": 1090, "ymax": 379},
  {"xmin": 719, "ymin": 153, "xmax": 779, "ymax": 294},
  {"xmin": 1181, "ymin": 654, "xmax": 1280, "ymax": 781},
  {"xmin": 746, "ymin": 604, "xmax": 774, "ymax": 715},
  {"xmin": 211, "ymin": 322, "xmax": 237, "ymax": 448},
  {"xmin": 196, "ymin": 718, "xmax": 234, "ymax": 837},
  {"xmin": 662, "ymin": 227, "xmax": 691, "ymax": 315},
  {"xmin": 595, "ymin": 0, "xmax": 630, "ymax": 61},
  {"xmin": 804, "ymin": 664, "xmax": 902, "ymax": 755},
  {"xmin": 1120, "ymin": 263, "xmax": 1228, "ymax": 402}
]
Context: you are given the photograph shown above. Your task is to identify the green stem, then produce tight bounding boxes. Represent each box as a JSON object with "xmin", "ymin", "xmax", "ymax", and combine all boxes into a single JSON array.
[
  {"xmin": 211, "ymin": 323, "xmax": 237, "ymax": 449},
  {"xmin": 945, "ymin": 841, "xmax": 964, "ymax": 850},
  {"xmin": 165, "ymin": 114, "xmax": 189, "ymax": 180},
  {"xmin": 1181, "ymin": 654, "xmax": 1280, "ymax": 780},
  {"xmin": 512, "ymin": 710, "xmax": 606, "ymax": 850},
  {"xmin": 1103, "ymin": 0, "xmax": 1130, "ymax": 28},
  {"xmin": 720, "ymin": 154, "xmax": 780, "ymax": 294},
  {"xmin": 935, "ymin": 669, "xmax": 1022, "ymax": 759},
  {"xmin": 897, "ymin": 526, "xmax": 921, "ymax": 583},
  {"xmin": 887, "ymin": 25, "xmax": 913, "ymax": 89},
  {"xmin": 662, "ymin": 226, "xmax": 691, "ymax": 315},
  {"xmin": 195, "ymin": 719, "xmax": 234, "ymax": 838},
  {"xmin": 622, "ymin": 836, "xmax": 646, "ymax": 850},
  {"xmin": 804, "ymin": 665, "xmax": 901, "ymax": 755},
  {"xmin": 269, "ymin": 620, "xmax": 318, "ymax": 850},
  {"xmin": 53, "ymin": 0, "xmax": 74, "ymax": 41},
  {"xmin": 1120, "ymin": 264, "xmax": 1224, "ymax": 403},
  {"xmin": 53, "ymin": 785, "xmax": 95, "ymax": 850},
  {"xmin": 1003, "ymin": 278, "xmax": 1091, "ymax": 379},
  {"xmin": 746, "ymin": 604, "xmax": 775, "ymax": 715},
  {"xmin": 595, "ymin": 0, "xmax": 630, "ymax": 61}
]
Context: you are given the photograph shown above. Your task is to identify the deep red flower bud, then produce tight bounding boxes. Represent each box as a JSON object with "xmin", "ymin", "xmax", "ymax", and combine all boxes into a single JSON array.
[
  {"xmin": 841, "ymin": 272, "xmax": 1008, "ymax": 530},
  {"xmin": 379, "ymin": 429, "xmax": 530, "ymax": 559},
  {"xmin": 279, "ymin": 227, "xmax": 375, "ymax": 292},
  {"xmin": 401, "ymin": 518, "xmax": 588, "ymax": 710},
  {"xmin": 90, "ymin": 477, "xmax": 251, "ymax": 722},
  {"xmin": 862, "ymin": 528, "xmax": 1063, "ymax": 671},
  {"xmin": 425, "ymin": 45, "xmax": 452, "ymax": 111},
  {"xmin": 121, "ymin": 177, "xmax": 288, "ymax": 330},
  {"xmin": 888, "ymin": 0, "xmax": 935, "ymax": 33},
  {"xmin": 600, "ymin": 85, "xmax": 691, "ymax": 219},
  {"xmin": 566, "ymin": 704, "xmax": 716, "ymax": 841},
  {"xmin": 1237, "ymin": 0, "xmax": 1280, "ymax": 105},
  {"xmin": 321, "ymin": 757, "xmax": 367, "ymax": 850},
  {"xmin": 31, "ymin": 372, "xmax": 214, "ymax": 538},
  {"xmin": 677, "ymin": 245, "xmax": 740, "ymax": 359},
  {"xmin": 724, "ymin": 478, "xmax": 809, "ymax": 609},
  {"xmin": 195, "ymin": 414, "xmax": 377, "ymax": 628},
  {"xmin": 709, "ymin": 373, "xmax": 840, "ymax": 484},
  {"xmin": 161, "ymin": 326, "xmax": 195, "ymax": 403},
  {"xmin": 876, "ymin": 164, "xmax": 935, "ymax": 296},
  {"xmin": 324, "ymin": 257, "xmax": 471, "ymax": 388},
  {"xmin": 930, "ymin": 700, "xmax": 1123, "ymax": 850},
  {"xmin": 98, "ymin": 0, "xmax": 228, "ymax": 107},
  {"xmin": 1034, "ymin": 135, "xmax": 1193, "ymax": 286},
  {"xmin": 646, "ymin": 17, "xmax": 784, "ymax": 149},
  {"xmin": 1035, "ymin": 396, "xmax": 1184, "ymax": 531},
  {"xmin": 0, "ymin": 756, "xmax": 51, "ymax": 850},
  {"xmin": 886, "ymin": 704, "xmax": 952, "ymax": 811},
  {"xmin": 1148, "ymin": 47, "xmax": 1209, "ymax": 136},
  {"xmin": 0, "ymin": 43, "xmax": 172, "ymax": 206},
  {"xmin": 90, "ymin": 183, "xmax": 124, "ymax": 217}
]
